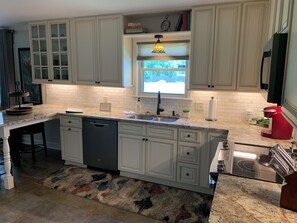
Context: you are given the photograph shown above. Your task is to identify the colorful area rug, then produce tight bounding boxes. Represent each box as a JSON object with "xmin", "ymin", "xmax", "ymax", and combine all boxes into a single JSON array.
[{"xmin": 38, "ymin": 166, "xmax": 213, "ymax": 223}]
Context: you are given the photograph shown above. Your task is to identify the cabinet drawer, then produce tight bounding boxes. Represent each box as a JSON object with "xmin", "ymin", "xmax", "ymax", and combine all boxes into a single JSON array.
[
  {"xmin": 60, "ymin": 116, "xmax": 82, "ymax": 128},
  {"xmin": 179, "ymin": 129, "xmax": 201, "ymax": 143},
  {"xmin": 147, "ymin": 125, "xmax": 177, "ymax": 140},
  {"xmin": 177, "ymin": 162, "xmax": 199, "ymax": 185},
  {"xmin": 118, "ymin": 122, "xmax": 145, "ymax": 136},
  {"xmin": 178, "ymin": 142, "xmax": 200, "ymax": 165}
]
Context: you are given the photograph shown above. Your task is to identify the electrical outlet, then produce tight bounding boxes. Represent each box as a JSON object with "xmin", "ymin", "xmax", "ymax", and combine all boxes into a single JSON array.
[
  {"xmin": 195, "ymin": 102, "xmax": 203, "ymax": 112},
  {"xmin": 100, "ymin": 103, "xmax": 111, "ymax": 112}
]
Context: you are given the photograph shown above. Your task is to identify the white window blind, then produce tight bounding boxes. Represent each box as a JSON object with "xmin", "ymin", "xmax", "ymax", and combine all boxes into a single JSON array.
[{"xmin": 137, "ymin": 40, "xmax": 190, "ymax": 60}]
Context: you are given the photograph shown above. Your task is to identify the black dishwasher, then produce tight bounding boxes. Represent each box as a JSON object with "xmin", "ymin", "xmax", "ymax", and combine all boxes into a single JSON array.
[{"xmin": 83, "ymin": 118, "xmax": 118, "ymax": 171}]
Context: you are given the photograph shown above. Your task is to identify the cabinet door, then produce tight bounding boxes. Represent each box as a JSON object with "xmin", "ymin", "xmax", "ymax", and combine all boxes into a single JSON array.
[
  {"xmin": 146, "ymin": 138, "xmax": 177, "ymax": 181},
  {"xmin": 29, "ymin": 22, "xmax": 50, "ymax": 83},
  {"xmin": 282, "ymin": 1, "xmax": 297, "ymax": 127},
  {"xmin": 178, "ymin": 142, "xmax": 200, "ymax": 165},
  {"xmin": 48, "ymin": 20, "xmax": 71, "ymax": 83},
  {"xmin": 212, "ymin": 4, "xmax": 241, "ymax": 90},
  {"xmin": 237, "ymin": 1, "xmax": 269, "ymax": 91},
  {"xmin": 199, "ymin": 132, "xmax": 227, "ymax": 188},
  {"xmin": 60, "ymin": 127, "xmax": 83, "ymax": 163},
  {"xmin": 279, "ymin": 0, "xmax": 292, "ymax": 32},
  {"xmin": 189, "ymin": 6, "xmax": 215, "ymax": 89},
  {"xmin": 118, "ymin": 134, "xmax": 146, "ymax": 174},
  {"xmin": 97, "ymin": 15, "xmax": 123, "ymax": 86},
  {"xmin": 71, "ymin": 17, "xmax": 98, "ymax": 85}
]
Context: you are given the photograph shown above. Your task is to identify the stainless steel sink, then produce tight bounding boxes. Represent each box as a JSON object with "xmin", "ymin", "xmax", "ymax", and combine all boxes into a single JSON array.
[
  {"xmin": 152, "ymin": 117, "xmax": 179, "ymax": 122},
  {"xmin": 129, "ymin": 114, "xmax": 155, "ymax": 120},
  {"xmin": 130, "ymin": 114, "xmax": 179, "ymax": 122}
]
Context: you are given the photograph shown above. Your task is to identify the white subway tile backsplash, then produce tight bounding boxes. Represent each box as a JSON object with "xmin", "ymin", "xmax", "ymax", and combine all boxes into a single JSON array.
[{"xmin": 44, "ymin": 84, "xmax": 274, "ymax": 122}]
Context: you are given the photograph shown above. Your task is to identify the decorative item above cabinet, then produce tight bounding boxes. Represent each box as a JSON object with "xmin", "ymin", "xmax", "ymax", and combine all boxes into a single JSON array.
[
  {"xmin": 29, "ymin": 20, "xmax": 72, "ymax": 84},
  {"xmin": 123, "ymin": 10, "xmax": 191, "ymax": 35}
]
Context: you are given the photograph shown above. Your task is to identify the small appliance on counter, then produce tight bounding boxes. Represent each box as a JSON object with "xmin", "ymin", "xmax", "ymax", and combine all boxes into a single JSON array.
[{"xmin": 261, "ymin": 106, "xmax": 293, "ymax": 140}]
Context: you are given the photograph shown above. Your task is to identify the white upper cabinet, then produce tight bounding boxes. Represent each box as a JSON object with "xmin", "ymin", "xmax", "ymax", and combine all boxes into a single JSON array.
[
  {"xmin": 190, "ymin": 6, "xmax": 215, "ymax": 89},
  {"xmin": 237, "ymin": 1, "xmax": 269, "ymax": 91},
  {"xmin": 275, "ymin": 0, "xmax": 292, "ymax": 33},
  {"xmin": 282, "ymin": 1, "xmax": 297, "ymax": 128},
  {"xmin": 212, "ymin": 4, "xmax": 241, "ymax": 90},
  {"xmin": 190, "ymin": 4, "xmax": 241, "ymax": 90},
  {"xmin": 29, "ymin": 20, "xmax": 72, "ymax": 84},
  {"xmin": 71, "ymin": 17, "xmax": 97, "ymax": 85},
  {"xmin": 97, "ymin": 16, "xmax": 122, "ymax": 85},
  {"xmin": 71, "ymin": 15, "xmax": 132, "ymax": 87}
]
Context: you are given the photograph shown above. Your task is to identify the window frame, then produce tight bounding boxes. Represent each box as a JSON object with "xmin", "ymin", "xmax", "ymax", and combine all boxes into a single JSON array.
[
  {"xmin": 133, "ymin": 36, "xmax": 190, "ymax": 99},
  {"xmin": 138, "ymin": 60, "xmax": 189, "ymax": 97}
]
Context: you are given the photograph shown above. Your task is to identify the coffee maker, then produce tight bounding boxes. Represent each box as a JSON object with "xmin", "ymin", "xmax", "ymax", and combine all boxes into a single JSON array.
[{"xmin": 261, "ymin": 106, "xmax": 293, "ymax": 140}]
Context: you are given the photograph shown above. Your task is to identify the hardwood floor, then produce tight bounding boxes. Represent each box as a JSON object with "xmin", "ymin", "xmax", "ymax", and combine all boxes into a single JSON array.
[{"xmin": 0, "ymin": 149, "xmax": 160, "ymax": 223}]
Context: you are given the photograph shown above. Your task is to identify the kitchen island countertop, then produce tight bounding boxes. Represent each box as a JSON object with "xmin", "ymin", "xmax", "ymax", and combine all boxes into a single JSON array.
[{"xmin": 209, "ymin": 174, "xmax": 297, "ymax": 223}]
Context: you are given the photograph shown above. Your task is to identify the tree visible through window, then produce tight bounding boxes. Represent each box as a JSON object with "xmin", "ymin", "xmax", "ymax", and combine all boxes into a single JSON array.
[{"xmin": 141, "ymin": 60, "xmax": 187, "ymax": 94}]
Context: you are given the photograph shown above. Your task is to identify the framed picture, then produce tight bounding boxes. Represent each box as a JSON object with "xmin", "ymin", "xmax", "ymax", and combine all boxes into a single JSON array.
[{"xmin": 18, "ymin": 48, "xmax": 42, "ymax": 105}]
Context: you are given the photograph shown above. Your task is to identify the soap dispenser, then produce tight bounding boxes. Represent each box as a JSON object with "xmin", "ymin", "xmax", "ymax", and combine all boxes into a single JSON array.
[{"xmin": 136, "ymin": 97, "xmax": 141, "ymax": 113}]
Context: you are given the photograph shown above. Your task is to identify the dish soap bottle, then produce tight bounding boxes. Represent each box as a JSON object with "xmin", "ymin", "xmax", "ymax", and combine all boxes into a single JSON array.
[{"xmin": 136, "ymin": 97, "xmax": 141, "ymax": 113}]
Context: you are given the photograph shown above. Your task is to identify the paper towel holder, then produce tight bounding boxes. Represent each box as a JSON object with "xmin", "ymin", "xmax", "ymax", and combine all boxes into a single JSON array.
[{"xmin": 205, "ymin": 96, "xmax": 217, "ymax": 121}]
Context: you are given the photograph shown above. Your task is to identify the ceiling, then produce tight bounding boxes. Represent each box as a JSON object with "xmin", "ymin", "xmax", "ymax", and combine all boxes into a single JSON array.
[{"xmin": 0, "ymin": 0, "xmax": 238, "ymax": 27}]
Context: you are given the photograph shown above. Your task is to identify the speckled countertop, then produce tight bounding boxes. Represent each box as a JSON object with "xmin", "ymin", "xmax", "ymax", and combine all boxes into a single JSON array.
[
  {"xmin": 0, "ymin": 104, "xmax": 292, "ymax": 147},
  {"xmin": 209, "ymin": 175, "xmax": 297, "ymax": 223},
  {"xmin": 2, "ymin": 104, "xmax": 295, "ymax": 220}
]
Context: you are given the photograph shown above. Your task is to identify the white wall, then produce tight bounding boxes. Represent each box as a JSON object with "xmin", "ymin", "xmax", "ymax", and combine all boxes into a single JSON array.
[{"xmin": 12, "ymin": 22, "xmax": 29, "ymax": 81}]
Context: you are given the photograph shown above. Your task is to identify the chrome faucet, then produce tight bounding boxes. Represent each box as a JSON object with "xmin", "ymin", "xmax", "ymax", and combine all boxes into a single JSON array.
[{"xmin": 156, "ymin": 91, "xmax": 164, "ymax": 115}]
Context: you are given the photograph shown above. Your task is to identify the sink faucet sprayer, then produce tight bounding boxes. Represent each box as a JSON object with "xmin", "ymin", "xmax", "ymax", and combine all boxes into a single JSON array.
[{"xmin": 156, "ymin": 91, "xmax": 164, "ymax": 115}]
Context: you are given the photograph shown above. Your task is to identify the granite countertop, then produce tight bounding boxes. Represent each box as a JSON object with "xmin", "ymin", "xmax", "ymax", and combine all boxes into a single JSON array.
[
  {"xmin": 209, "ymin": 175, "xmax": 297, "ymax": 223},
  {"xmin": 0, "ymin": 104, "xmax": 292, "ymax": 147}
]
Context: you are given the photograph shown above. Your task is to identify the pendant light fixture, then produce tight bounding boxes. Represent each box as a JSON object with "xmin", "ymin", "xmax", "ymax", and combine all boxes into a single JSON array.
[{"xmin": 152, "ymin": 35, "xmax": 165, "ymax": 53}]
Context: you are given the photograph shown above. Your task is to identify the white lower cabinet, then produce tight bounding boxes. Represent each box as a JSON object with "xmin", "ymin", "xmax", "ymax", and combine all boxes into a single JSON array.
[
  {"xmin": 199, "ymin": 131, "xmax": 228, "ymax": 189},
  {"xmin": 177, "ymin": 162, "xmax": 199, "ymax": 185},
  {"xmin": 177, "ymin": 129, "xmax": 204, "ymax": 187},
  {"xmin": 146, "ymin": 138, "xmax": 177, "ymax": 181},
  {"xmin": 60, "ymin": 116, "xmax": 83, "ymax": 165},
  {"xmin": 118, "ymin": 122, "xmax": 177, "ymax": 181},
  {"xmin": 118, "ymin": 134, "xmax": 145, "ymax": 174},
  {"xmin": 118, "ymin": 122, "xmax": 227, "ymax": 194}
]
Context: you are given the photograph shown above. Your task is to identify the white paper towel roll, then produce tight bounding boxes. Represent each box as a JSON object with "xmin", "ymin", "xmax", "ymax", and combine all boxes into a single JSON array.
[{"xmin": 206, "ymin": 97, "xmax": 217, "ymax": 121}]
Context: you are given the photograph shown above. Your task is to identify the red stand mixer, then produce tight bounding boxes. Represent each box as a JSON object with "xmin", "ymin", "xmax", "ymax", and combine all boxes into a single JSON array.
[{"xmin": 261, "ymin": 106, "xmax": 293, "ymax": 140}]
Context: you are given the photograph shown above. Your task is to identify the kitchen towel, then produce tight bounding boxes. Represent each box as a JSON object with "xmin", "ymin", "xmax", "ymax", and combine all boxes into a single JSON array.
[{"xmin": 206, "ymin": 97, "xmax": 217, "ymax": 121}]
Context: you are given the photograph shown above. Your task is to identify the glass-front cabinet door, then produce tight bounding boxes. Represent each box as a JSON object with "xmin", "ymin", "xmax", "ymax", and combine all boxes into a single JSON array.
[
  {"xmin": 29, "ymin": 20, "xmax": 71, "ymax": 83},
  {"xmin": 30, "ymin": 22, "xmax": 50, "ymax": 82},
  {"xmin": 49, "ymin": 20, "xmax": 71, "ymax": 82}
]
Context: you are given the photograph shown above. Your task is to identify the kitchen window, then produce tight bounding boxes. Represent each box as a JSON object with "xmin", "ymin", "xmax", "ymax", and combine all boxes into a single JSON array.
[{"xmin": 137, "ymin": 40, "xmax": 189, "ymax": 96}]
